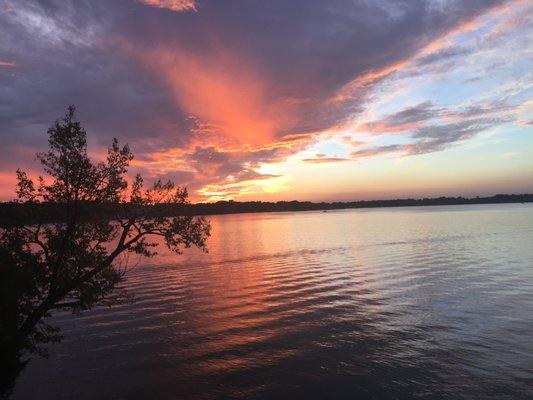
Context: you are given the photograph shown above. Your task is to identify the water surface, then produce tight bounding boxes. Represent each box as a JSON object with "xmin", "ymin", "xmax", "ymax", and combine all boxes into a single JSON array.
[{"xmin": 13, "ymin": 204, "xmax": 533, "ymax": 399}]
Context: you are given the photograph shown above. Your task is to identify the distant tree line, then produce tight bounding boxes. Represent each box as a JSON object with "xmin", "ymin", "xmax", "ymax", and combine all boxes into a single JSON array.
[{"xmin": 2, "ymin": 193, "xmax": 532, "ymax": 225}]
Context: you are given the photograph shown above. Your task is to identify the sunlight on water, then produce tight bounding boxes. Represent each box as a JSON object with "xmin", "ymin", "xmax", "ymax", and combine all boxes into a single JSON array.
[{"xmin": 13, "ymin": 204, "xmax": 533, "ymax": 399}]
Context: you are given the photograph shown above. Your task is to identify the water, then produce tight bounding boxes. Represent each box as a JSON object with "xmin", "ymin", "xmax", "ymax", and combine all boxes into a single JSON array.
[{"xmin": 12, "ymin": 204, "xmax": 533, "ymax": 399}]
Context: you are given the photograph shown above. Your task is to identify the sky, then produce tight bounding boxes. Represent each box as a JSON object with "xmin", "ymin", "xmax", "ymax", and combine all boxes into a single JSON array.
[{"xmin": 0, "ymin": 0, "xmax": 532, "ymax": 202}]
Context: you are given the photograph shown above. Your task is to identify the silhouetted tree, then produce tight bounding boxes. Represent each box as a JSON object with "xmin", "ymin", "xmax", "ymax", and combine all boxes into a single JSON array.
[{"xmin": 0, "ymin": 106, "xmax": 210, "ymax": 397}]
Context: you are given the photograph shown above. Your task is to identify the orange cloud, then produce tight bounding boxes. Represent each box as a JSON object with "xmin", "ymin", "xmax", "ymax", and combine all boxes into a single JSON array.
[
  {"xmin": 126, "ymin": 128, "xmax": 316, "ymax": 202},
  {"xmin": 116, "ymin": 0, "xmax": 519, "ymax": 203},
  {"xmin": 197, "ymin": 174, "xmax": 293, "ymax": 202},
  {"xmin": 135, "ymin": 45, "xmax": 295, "ymax": 147},
  {"xmin": 135, "ymin": 0, "xmax": 196, "ymax": 12},
  {"xmin": 0, "ymin": 60, "xmax": 15, "ymax": 67}
]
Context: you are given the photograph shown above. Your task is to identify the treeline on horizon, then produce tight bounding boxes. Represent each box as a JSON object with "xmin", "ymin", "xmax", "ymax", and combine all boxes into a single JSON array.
[{"xmin": 1, "ymin": 194, "xmax": 532, "ymax": 225}]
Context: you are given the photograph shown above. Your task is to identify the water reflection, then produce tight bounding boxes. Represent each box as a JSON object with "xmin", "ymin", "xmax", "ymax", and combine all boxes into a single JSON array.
[{"xmin": 12, "ymin": 204, "xmax": 533, "ymax": 399}]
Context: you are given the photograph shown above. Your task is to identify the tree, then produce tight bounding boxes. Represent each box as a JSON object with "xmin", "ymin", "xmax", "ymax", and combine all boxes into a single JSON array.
[{"xmin": 0, "ymin": 106, "xmax": 211, "ymax": 396}]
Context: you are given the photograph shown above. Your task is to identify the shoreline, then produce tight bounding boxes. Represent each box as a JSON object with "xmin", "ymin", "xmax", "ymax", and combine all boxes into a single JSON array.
[
  {"xmin": 185, "ymin": 195, "xmax": 533, "ymax": 217},
  {"xmin": 189, "ymin": 198, "xmax": 533, "ymax": 217},
  {"xmin": 1, "ymin": 194, "xmax": 532, "ymax": 222}
]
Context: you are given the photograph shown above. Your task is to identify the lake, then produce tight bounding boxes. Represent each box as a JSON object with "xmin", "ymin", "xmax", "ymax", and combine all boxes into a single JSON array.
[{"xmin": 12, "ymin": 204, "xmax": 533, "ymax": 399}]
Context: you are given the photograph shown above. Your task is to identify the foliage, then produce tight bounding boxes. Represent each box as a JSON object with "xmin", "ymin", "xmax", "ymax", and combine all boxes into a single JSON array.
[{"xmin": 0, "ymin": 106, "xmax": 211, "ymax": 382}]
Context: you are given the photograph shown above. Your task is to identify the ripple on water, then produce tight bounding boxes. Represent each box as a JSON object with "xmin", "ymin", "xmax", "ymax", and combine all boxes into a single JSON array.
[{"xmin": 12, "ymin": 204, "xmax": 533, "ymax": 400}]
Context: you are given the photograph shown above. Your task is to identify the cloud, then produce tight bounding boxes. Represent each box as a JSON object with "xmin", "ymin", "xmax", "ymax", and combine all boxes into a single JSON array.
[
  {"xmin": 0, "ymin": 0, "xmax": 514, "ymax": 200},
  {"xmin": 357, "ymin": 100, "xmax": 516, "ymax": 136},
  {"xmin": 2, "ymin": 0, "xmax": 102, "ymax": 48},
  {"xmin": 350, "ymin": 144, "xmax": 405, "ymax": 160},
  {"xmin": 410, "ymin": 117, "xmax": 506, "ymax": 149},
  {"xmin": 134, "ymin": 45, "xmax": 294, "ymax": 147},
  {"xmin": 351, "ymin": 117, "xmax": 508, "ymax": 159},
  {"xmin": 130, "ymin": 137, "xmax": 309, "ymax": 200},
  {"xmin": 135, "ymin": 0, "xmax": 197, "ymax": 12},
  {"xmin": 359, "ymin": 102, "xmax": 440, "ymax": 134},
  {"xmin": 0, "ymin": 60, "xmax": 15, "ymax": 67},
  {"xmin": 197, "ymin": 174, "xmax": 293, "ymax": 202},
  {"xmin": 302, "ymin": 155, "xmax": 350, "ymax": 164},
  {"xmin": 414, "ymin": 46, "xmax": 472, "ymax": 66}
]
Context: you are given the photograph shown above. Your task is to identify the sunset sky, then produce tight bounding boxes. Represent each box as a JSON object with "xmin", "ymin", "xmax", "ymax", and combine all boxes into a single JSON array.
[{"xmin": 1, "ymin": 0, "xmax": 532, "ymax": 202}]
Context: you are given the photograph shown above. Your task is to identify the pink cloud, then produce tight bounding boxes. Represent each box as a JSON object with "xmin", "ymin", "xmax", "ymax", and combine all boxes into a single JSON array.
[
  {"xmin": 135, "ymin": 0, "xmax": 197, "ymax": 12},
  {"xmin": 0, "ymin": 60, "xmax": 15, "ymax": 67}
]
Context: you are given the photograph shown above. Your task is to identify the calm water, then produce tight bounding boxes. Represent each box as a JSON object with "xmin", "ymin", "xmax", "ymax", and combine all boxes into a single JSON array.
[{"xmin": 12, "ymin": 204, "xmax": 533, "ymax": 399}]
